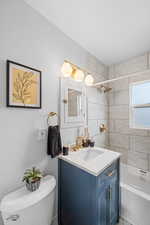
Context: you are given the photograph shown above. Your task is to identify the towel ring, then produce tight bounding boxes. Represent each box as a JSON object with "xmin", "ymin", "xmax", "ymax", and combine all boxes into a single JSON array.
[{"xmin": 47, "ymin": 112, "xmax": 57, "ymax": 126}]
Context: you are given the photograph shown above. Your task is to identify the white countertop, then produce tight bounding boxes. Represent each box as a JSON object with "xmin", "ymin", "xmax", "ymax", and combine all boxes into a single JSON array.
[{"xmin": 59, "ymin": 147, "xmax": 121, "ymax": 176}]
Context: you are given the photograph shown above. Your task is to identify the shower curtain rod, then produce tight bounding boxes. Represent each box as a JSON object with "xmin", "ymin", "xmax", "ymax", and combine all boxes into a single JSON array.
[{"xmin": 93, "ymin": 68, "xmax": 150, "ymax": 87}]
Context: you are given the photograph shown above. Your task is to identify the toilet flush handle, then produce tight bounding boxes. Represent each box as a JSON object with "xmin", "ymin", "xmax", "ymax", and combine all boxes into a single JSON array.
[{"xmin": 6, "ymin": 214, "xmax": 20, "ymax": 221}]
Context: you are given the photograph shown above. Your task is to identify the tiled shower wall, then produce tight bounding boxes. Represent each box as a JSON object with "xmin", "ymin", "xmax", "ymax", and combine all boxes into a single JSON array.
[
  {"xmin": 108, "ymin": 53, "xmax": 150, "ymax": 171},
  {"xmin": 87, "ymin": 66, "xmax": 109, "ymax": 148}
]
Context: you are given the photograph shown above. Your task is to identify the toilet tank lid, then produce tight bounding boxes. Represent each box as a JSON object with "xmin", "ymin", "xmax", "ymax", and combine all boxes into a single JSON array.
[{"xmin": 0, "ymin": 175, "xmax": 56, "ymax": 213}]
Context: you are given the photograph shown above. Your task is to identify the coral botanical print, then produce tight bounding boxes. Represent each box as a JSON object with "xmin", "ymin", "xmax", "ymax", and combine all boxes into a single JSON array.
[{"xmin": 12, "ymin": 68, "xmax": 38, "ymax": 105}]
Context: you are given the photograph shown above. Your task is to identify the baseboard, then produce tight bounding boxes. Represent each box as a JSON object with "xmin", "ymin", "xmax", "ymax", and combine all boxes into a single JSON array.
[
  {"xmin": 52, "ymin": 215, "xmax": 58, "ymax": 225},
  {"xmin": 0, "ymin": 213, "xmax": 4, "ymax": 225},
  {"xmin": 119, "ymin": 217, "xmax": 133, "ymax": 225}
]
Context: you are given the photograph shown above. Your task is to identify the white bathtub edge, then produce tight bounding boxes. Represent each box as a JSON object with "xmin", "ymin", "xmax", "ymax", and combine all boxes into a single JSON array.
[{"xmin": 120, "ymin": 182, "xmax": 150, "ymax": 201}]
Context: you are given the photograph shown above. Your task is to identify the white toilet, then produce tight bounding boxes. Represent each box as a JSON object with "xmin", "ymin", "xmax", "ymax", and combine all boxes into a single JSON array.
[{"xmin": 0, "ymin": 175, "xmax": 56, "ymax": 225}]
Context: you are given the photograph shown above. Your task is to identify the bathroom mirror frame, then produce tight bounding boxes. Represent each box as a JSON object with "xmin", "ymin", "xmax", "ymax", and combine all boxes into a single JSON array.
[{"xmin": 60, "ymin": 78, "xmax": 87, "ymax": 128}]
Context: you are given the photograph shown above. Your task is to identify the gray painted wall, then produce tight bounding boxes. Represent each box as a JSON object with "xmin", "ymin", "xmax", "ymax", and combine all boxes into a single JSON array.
[{"xmin": 0, "ymin": 1, "xmax": 108, "ymax": 224}]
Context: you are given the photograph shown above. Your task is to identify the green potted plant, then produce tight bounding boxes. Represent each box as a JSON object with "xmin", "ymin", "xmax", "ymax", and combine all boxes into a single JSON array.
[{"xmin": 23, "ymin": 167, "xmax": 43, "ymax": 192}]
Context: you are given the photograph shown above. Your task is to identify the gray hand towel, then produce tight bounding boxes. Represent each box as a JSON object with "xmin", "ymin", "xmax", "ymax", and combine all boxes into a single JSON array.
[{"xmin": 47, "ymin": 125, "xmax": 62, "ymax": 158}]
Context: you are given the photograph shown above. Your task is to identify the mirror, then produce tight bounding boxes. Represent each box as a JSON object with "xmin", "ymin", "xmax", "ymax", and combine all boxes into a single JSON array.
[
  {"xmin": 60, "ymin": 79, "xmax": 86, "ymax": 128},
  {"xmin": 68, "ymin": 88, "xmax": 82, "ymax": 117}
]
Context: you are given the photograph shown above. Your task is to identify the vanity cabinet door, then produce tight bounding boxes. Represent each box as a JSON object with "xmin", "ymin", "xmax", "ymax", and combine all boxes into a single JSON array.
[
  {"xmin": 98, "ymin": 184, "xmax": 110, "ymax": 225},
  {"xmin": 109, "ymin": 172, "xmax": 119, "ymax": 225},
  {"xmin": 97, "ymin": 160, "xmax": 119, "ymax": 225}
]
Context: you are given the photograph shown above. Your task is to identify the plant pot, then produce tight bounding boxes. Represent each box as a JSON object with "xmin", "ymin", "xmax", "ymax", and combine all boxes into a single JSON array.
[{"xmin": 26, "ymin": 179, "xmax": 41, "ymax": 192}]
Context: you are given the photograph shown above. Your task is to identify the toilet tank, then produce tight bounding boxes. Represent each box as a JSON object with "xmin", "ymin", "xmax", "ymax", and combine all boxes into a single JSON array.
[{"xmin": 0, "ymin": 175, "xmax": 56, "ymax": 225}]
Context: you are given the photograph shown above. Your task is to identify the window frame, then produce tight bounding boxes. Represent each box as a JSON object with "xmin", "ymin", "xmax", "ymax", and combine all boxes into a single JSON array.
[{"xmin": 129, "ymin": 79, "xmax": 150, "ymax": 130}]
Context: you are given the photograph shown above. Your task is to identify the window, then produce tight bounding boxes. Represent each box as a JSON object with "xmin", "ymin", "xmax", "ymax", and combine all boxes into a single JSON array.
[{"xmin": 130, "ymin": 80, "xmax": 150, "ymax": 129}]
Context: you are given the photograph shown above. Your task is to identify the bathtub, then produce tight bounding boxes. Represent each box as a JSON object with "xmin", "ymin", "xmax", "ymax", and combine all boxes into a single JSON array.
[{"xmin": 120, "ymin": 164, "xmax": 150, "ymax": 225}]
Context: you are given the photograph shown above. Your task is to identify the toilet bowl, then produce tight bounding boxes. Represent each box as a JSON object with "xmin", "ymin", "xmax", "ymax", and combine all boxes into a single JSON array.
[{"xmin": 0, "ymin": 175, "xmax": 56, "ymax": 225}]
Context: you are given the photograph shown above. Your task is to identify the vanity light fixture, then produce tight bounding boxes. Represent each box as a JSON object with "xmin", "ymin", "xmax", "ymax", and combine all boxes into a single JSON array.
[
  {"xmin": 61, "ymin": 61, "xmax": 73, "ymax": 77},
  {"xmin": 72, "ymin": 69, "xmax": 85, "ymax": 82},
  {"xmin": 61, "ymin": 60, "xmax": 94, "ymax": 84},
  {"xmin": 84, "ymin": 74, "xmax": 94, "ymax": 86}
]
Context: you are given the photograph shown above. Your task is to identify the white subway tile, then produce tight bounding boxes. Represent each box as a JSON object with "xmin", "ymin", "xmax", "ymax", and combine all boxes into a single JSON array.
[
  {"xmin": 129, "ymin": 128, "xmax": 148, "ymax": 136},
  {"xmin": 108, "ymin": 65, "xmax": 116, "ymax": 79},
  {"xmin": 109, "ymin": 106, "xmax": 129, "ymax": 120},
  {"xmin": 147, "ymin": 130, "xmax": 150, "ymax": 136},
  {"xmin": 108, "ymin": 92, "xmax": 114, "ymax": 106},
  {"xmin": 109, "ymin": 133, "xmax": 129, "ymax": 149},
  {"xmin": 88, "ymin": 103, "xmax": 100, "ymax": 119},
  {"xmin": 85, "ymin": 55, "xmax": 97, "ymax": 73},
  {"xmin": 115, "ymin": 119, "xmax": 129, "ymax": 134},
  {"xmin": 148, "ymin": 154, "xmax": 150, "ymax": 171},
  {"xmin": 114, "ymin": 90, "xmax": 129, "ymax": 105},
  {"xmin": 97, "ymin": 90, "xmax": 108, "ymax": 106},
  {"xmin": 129, "ymin": 70, "xmax": 150, "ymax": 83},
  {"xmin": 149, "ymin": 52, "xmax": 150, "ymax": 69},
  {"xmin": 108, "ymin": 120, "xmax": 115, "ymax": 132},
  {"xmin": 128, "ymin": 151, "xmax": 148, "ymax": 170},
  {"xmin": 98, "ymin": 119, "xmax": 108, "ymax": 127},
  {"xmin": 108, "ymin": 145, "xmax": 128, "ymax": 164},
  {"xmin": 88, "ymin": 103, "xmax": 108, "ymax": 120},
  {"xmin": 93, "ymin": 73, "xmax": 105, "ymax": 83},
  {"xmin": 96, "ymin": 62, "xmax": 107, "ymax": 77},
  {"xmin": 130, "ymin": 136, "xmax": 150, "ymax": 154},
  {"xmin": 88, "ymin": 119, "xmax": 99, "ymax": 137},
  {"xmin": 115, "ymin": 54, "xmax": 147, "ymax": 77},
  {"xmin": 99, "ymin": 106, "xmax": 108, "ymax": 120},
  {"xmin": 94, "ymin": 133, "xmax": 109, "ymax": 147},
  {"xmin": 110, "ymin": 78, "xmax": 129, "ymax": 91},
  {"xmin": 114, "ymin": 119, "xmax": 148, "ymax": 136},
  {"xmin": 87, "ymin": 87, "xmax": 99, "ymax": 104}
]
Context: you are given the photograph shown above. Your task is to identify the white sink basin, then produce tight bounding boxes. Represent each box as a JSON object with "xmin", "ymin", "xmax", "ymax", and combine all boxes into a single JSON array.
[
  {"xmin": 59, "ymin": 147, "xmax": 121, "ymax": 176},
  {"xmin": 74, "ymin": 149, "xmax": 104, "ymax": 162}
]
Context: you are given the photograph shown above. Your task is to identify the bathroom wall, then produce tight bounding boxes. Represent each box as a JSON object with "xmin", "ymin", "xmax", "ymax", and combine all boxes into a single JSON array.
[
  {"xmin": 0, "ymin": 0, "xmax": 108, "ymax": 224},
  {"xmin": 108, "ymin": 53, "xmax": 150, "ymax": 171},
  {"xmin": 87, "ymin": 85, "xmax": 108, "ymax": 147}
]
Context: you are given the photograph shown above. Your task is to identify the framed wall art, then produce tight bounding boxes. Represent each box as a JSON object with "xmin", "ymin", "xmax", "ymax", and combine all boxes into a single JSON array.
[{"xmin": 7, "ymin": 60, "xmax": 41, "ymax": 109}]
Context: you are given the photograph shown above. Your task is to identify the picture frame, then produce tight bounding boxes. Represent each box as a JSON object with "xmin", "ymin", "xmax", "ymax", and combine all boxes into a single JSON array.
[{"xmin": 7, "ymin": 60, "xmax": 42, "ymax": 109}]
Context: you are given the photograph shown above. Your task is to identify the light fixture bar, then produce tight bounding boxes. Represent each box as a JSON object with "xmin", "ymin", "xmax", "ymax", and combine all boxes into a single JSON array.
[
  {"xmin": 62, "ymin": 60, "xmax": 95, "ymax": 85},
  {"xmin": 64, "ymin": 60, "xmax": 91, "ymax": 75}
]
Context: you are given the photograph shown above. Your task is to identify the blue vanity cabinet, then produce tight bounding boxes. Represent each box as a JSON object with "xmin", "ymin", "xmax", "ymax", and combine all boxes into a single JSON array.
[
  {"xmin": 58, "ymin": 159, "xmax": 120, "ymax": 225},
  {"xmin": 98, "ymin": 183, "xmax": 110, "ymax": 225}
]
